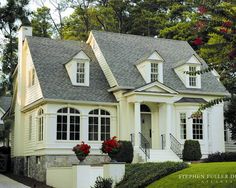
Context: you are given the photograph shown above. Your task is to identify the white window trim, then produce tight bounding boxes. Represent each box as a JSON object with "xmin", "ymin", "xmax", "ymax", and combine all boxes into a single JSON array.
[
  {"xmin": 28, "ymin": 68, "xmax": 35, "ymax": 87},
  {"xmin": 88, "ymin": 109, "xmax": 111, "ymax": 141},
  {"xmin": 38, "ymin": 109, "xmax": 44, "ymax": 141},
  {"xmin": 56, "ymin": 107, "xmax": 81, "ymax": 141}
]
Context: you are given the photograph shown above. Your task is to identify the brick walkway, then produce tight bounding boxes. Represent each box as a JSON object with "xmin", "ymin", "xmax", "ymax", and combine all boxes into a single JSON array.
[{"xmin": 0, "ymin": 174, "xmax": 30, "ymax": 188}]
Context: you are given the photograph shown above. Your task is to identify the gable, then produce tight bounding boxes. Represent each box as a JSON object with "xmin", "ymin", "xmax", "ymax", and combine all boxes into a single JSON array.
[
  {"xmin": 147, "ymin": 51, "xmax": 164, "ymax": 61},
  {"xmin": 187, "ymin": 55, "xmax": 202, "ymax": 65},
  {"xmin": 135, "ymin": 82, "xmax": 178, "ymax": 94}
]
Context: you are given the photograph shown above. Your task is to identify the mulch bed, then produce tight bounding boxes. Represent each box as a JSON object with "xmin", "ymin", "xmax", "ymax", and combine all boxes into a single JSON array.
[{"xmin": 3, "ymin": 173, "xmax": 52, "ymax": 188}]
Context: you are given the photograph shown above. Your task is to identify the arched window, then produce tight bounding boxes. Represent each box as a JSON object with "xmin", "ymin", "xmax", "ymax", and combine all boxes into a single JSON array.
[
  {"xmin": 38, "ymin": 109, "xmax": 44, "ymax": 141},
  {"xmin": 141, "ymin": 104, "xmax": 151, "ymax": 113},
  {"xmin": 57, "ymin": 107, "xmax": 80, "ymax": 140},
  {"xmin": 88, "ymin": 109, "xmax": 110, "ymax": 141}
]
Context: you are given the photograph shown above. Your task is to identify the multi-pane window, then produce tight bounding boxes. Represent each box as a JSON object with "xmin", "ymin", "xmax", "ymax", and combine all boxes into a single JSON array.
[
  {"xmin": 29, "ymin": 114, "xmax": 32, "ymax": 140},
  {"xmin": 28, "ymin": 69, "xmax": 35, "ymax": 87},
  {"xmin": 180, "ymin": 113, "xmax": 187, "ymax": 139},
  {"xmin": 192, "ymin": 115, "xmax": 203, "ymax": 139},
  {"xmin": 76, "ymin": 62, "xmax": 85, "ymax": 84},
  {"xmin": 57, "ymin": 107, "xmax": 80, "ymax": 140},
  {"xmin": 151, "ymin": 63, "xmax": 158, "ymax": 82},
  {"xmin": 88, "ymin": 109, "xmax": 110, "ymax": 141},
  {"xmin": 189, "ymin": 66, "xmax": 197, "ymax": 87},
  {"xmin": 38, "ymin": 109, "xmax": 44, "ymax": 141}
]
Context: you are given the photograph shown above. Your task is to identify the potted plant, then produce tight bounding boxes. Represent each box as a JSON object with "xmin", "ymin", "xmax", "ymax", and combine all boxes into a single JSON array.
[
  {"xmin": 101, "ymin": 136, "xmax": 121, "ymax": 162},
  {"xmin": 72, "ymin": 142, "xmax": 91, "ymax": 163}
]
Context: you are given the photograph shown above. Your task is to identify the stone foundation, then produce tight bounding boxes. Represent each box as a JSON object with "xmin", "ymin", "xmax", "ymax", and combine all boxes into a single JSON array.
[{"xmin": 12, "ymin": 155, "xmax": 110, "ymax": 182}]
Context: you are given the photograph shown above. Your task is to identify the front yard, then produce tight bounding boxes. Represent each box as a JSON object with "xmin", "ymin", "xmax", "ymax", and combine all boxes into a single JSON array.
[{"xmin": 148, "ymin": 162, "xmax": 236, "ymax": 188}]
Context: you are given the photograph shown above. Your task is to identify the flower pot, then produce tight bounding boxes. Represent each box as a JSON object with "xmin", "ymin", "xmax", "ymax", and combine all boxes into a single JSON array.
[
  {"xmin": 108, "ymin": 153, "xmax": 117, "ymax": 162},
  {"xmin": 76, "ymin": 155, "xmax": 86, "ymax": 163}
]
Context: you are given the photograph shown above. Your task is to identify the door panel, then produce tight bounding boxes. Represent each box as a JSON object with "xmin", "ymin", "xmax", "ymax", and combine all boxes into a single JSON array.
[{"xmin": 141, "ymin": 114, "xmax": 152, "ymax": 147}]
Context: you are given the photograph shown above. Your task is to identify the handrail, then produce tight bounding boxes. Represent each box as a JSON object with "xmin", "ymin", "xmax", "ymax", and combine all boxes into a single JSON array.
[
  {"xmin": 139, "ymin": 132, "xmax": 150, "ymax": 161},
  {"xmin": 161, "ymin": 134, "xmax": 166, "ymax": 150},
  {"xmin": 170, "ymin": 133, "xmax": 183, "ymax": 158},
  {"xmin": 130, "ymin": 133, "xmax": 134, "ymax": 145}
]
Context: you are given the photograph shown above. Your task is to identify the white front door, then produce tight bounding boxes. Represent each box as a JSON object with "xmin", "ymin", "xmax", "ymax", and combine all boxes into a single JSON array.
[{"xmin": 141, "ymin": 114, "xmax": 152, "ymax": 147}]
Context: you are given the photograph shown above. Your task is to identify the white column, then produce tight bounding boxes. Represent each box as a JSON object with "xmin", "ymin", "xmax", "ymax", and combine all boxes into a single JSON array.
[
  {"xmin": 81, "ymin": 115, "xmax": 88, "ymax": 142},
  {"xmin": 165, "ymin": 103, "xmax": 172, "ymax": 149},
  {"xmin": 134, "ymin": 102, "xmax": 141, "ymax": 148}
]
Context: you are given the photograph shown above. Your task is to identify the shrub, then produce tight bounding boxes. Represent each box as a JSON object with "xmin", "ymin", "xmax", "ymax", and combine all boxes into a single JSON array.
[
  {"xmin": 92, "ymin": 176, "xmax": 113, "ymax": 188},
  {"xmin": 115, "ymin": 141, "xmax": 133, "ymax": 163},
  {"xmin": 116, "ymin": 162, "xmax": 188, "ymax": 188},
  {"xmin": 206, "ymin": 152, "xmax": 236, "ymax": 162},
  {"xmin": 0, "ymin": 146, "xmax": 11, "ymax": 154},
  {"xmin": 182, "ymin": 140, "xmax": 202, "ymax": 161}
]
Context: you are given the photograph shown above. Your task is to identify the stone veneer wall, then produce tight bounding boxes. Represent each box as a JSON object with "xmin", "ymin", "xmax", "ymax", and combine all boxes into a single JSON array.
[{"xmin": 12, "ymin": 154, "xmax": 110, "ymax": 182}]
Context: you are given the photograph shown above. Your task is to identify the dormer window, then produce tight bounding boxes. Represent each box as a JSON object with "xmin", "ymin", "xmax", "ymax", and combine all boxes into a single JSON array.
[
  {"xmin": 151, "ymin": 63, "xmax": 158, "ymax": 82},
  {"xmin": 136, "ymin": 51, "xmax": 164, "ymax": 84},
  {"xmin": 65, "ymin": 51, "xmax": 90, "ymax": 86},
  {"xmin": 174, "ymin": 55, "xmax": 202, "ymax": 89},
  {"xmin": 189, "ymin": 66, "xmax": 197, "ymax": 87},
  {"xmin": 77, "ymin": 62, "xmax": 85, "ymax": 83}
]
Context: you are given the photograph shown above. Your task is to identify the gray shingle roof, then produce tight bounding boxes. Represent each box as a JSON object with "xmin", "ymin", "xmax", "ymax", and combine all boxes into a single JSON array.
[
  {"xmin": 175, "ymin": 97, "xmax": 207, "ymax": 103},
  {"xmin": 0, "ymin": 96, "xmax": 12, "ymax": 112},
  {"xmin": 27, "ymin": 36, "xmax": 116, "ymax": 103},
  {"xmin": 92, "ymin": 31, "xmax": 227, "ymax": 94}
]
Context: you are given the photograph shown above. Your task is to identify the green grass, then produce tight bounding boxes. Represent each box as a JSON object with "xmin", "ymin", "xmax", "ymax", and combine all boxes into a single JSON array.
[
  {"xmin": 116, "ymin": 162, "xmax": 188, "ymax": 188},
  {"xmin": 148, "ymin": 162, "xmax": 236, "ymax": 188}
]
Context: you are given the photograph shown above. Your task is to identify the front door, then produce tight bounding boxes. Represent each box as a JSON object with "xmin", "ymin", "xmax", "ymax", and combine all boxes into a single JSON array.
[{"xmin": 141, "ymin": 114, "xmax": 152, "ymax": 147}]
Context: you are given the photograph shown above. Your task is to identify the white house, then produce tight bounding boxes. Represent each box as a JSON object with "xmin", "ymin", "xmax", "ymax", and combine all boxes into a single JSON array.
[{"xmin": 7, "ymin": 25, "xmax": 229, "ymax": 182}]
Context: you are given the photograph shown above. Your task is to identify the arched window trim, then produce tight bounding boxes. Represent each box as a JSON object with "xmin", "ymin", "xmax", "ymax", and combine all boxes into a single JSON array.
[
  {"xmin": 88, "ymin": 108, "xmax": 111, "ymax": 141},
  {"xmin": 38, "ymin": 108, "xmax": 44, "ymax": 141},
  {"xmin": 56, "ymin": 107, "xmax": 80, "ymax": 141}
]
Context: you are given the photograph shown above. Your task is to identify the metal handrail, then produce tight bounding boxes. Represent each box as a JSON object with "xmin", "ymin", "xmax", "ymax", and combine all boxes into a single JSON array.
[
  {"xmin": 161, "ymin": 134, "xmax": 166, "ymax": 150},
  {"xmin": 170, "ymin": 133, "xmax": 183, "ymax": 158},
  {"xmin": 139, "ymin": 132, "xmax": 150, "ymax": 161}
]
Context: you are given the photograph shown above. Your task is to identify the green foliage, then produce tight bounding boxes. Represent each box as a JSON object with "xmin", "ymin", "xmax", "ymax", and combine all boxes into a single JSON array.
[
  {"xmin": 91, "ymin": 176, "xmax": 112, "ymax": 188},
  {"xmin": 116, "ymin": 162, "xmax": 188, "ymax": 188},
  {"xmin": 225, "ymin": 97, "xmax": 236, "ymax": 140},
  {"xmin": 206, "ymin": 152, "xmax": 236, "ymax": 162},
  {"xmin": 182, "ymin": 140, "xmax": 202, "ymax": 161},
  {"xmin": 115, "ymin": 141, "xmax": 133, "ymax": 163},
  {"xmin": 31, "ymin": 6, "xmax": 53, "ymax": 38}
]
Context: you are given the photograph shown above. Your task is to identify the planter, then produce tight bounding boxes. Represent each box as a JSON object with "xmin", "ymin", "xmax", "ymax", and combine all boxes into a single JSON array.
[
  {"xmin": 108, "ymin": 153, "xmax": 118, "ymax": 162},
  {"xmin": 76, "ymin": 155, "xmax": 86, "ymax": 163}
]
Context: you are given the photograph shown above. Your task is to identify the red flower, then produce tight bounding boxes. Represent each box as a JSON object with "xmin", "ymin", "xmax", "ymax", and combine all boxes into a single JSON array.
[
  {"xmin": 198, "ymin": 6, "xmax": 207, "ymax": 14},
  {"xmin": 193, "ymin": 37, "xmax": 203, "ymax": 45},
  {"xmin": 73, "ymin": 141, "xmax": 91, "ymax": 157},
  {"xmin": 101, "ymin": 136, "xmax": 120, "ymax": 154},
  {"xmin": 223, "ymin": 21, "xmax": 233, "ymax": 28},
  {"xmin": 220, "ymin": 27, "xmax": 228, "ymax": 33}
]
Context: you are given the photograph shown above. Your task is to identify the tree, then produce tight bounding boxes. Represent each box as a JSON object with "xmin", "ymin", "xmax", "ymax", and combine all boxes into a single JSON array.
[
  {"xmin": 0, "ymin": 0, "xmax": 30, "ymax": 94},
  {"xmin": 31, "ymin": 6, "xmax": 53, "ymax": 38}
]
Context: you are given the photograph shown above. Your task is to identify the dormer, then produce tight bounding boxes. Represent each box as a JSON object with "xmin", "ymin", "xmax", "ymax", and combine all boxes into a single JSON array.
[
  {"xmin": 136, "ymin": 50, "xmax": 164, "ymax": 83},
  {"xmin": 174, "ymin": 54, "xmax": 202, "ymax": 89},
  {"xmin": 65, "ymin": 51, "xmax": 90, "ymax": 86}
]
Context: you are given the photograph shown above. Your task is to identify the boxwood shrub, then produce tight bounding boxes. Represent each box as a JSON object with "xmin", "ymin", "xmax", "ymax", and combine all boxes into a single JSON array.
[
  {"xmin": 182, "ymin": 140, "xmax": 202, "ymax": 161},
  {"xmin": 116, "ymin": 141, "xmax": 133, "ymax": 163},
  {"xmin": 116, "ymin": 162, "xmax": 188, "ymax": 188},
  {"xmin": 206, "ymin": 152, "xmax": 236, "ymax": 162}
]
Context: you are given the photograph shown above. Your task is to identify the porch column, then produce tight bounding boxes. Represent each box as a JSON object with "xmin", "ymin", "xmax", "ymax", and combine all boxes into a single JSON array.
[
  {"xmin": 134, "ymin": 102, "xmax": 141, "ymax": 148},
  {"xmin": 165, "ymin": 103, "xmax": 172, "ymax": 149}
]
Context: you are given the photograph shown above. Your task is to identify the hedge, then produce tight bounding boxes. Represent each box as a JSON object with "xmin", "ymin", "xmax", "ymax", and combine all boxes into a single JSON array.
[
  {"xmin": 182, "ymin": 140, "xmax": 202, "ymax": 161},
  {"xmin": 206, "ymin": 152, "xmax": 236, "ymax": 162},
  {"xmin": 116, "ymin": 162, "xmax": 188, "ymax": 188},
  {"xmin": 115, "ymin": 141, "xmax": 133, "ymax": 163}
]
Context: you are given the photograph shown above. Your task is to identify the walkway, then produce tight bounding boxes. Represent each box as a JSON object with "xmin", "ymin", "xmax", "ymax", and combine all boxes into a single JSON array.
[{"xmin": 0, "ymin": 174, "xmax": 30, "ymax": 188}]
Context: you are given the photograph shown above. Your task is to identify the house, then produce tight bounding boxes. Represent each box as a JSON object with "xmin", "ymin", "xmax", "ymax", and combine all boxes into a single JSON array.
[
  {"xmin": 0, "ymin": 96, "xmax": 12, "ymax": 146},
  {"xmin": 7, "ymin": 25, "xmax": 228, "ymax": 182}
]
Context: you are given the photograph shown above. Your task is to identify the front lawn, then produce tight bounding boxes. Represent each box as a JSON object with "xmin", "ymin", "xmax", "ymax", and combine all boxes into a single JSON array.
[
  {"xmin": 116, "ymin": 162, "xmax": 188, "ymax": 188},
  {"xmin": 148, "ymin": 162, "xmax": 236, "ymax": 188}
]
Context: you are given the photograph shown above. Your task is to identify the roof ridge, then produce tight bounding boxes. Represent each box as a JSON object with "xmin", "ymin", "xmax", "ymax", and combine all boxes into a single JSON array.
[{"xmin": 91, "ymin": 30, "xmax": 188, "ymax": 43}]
